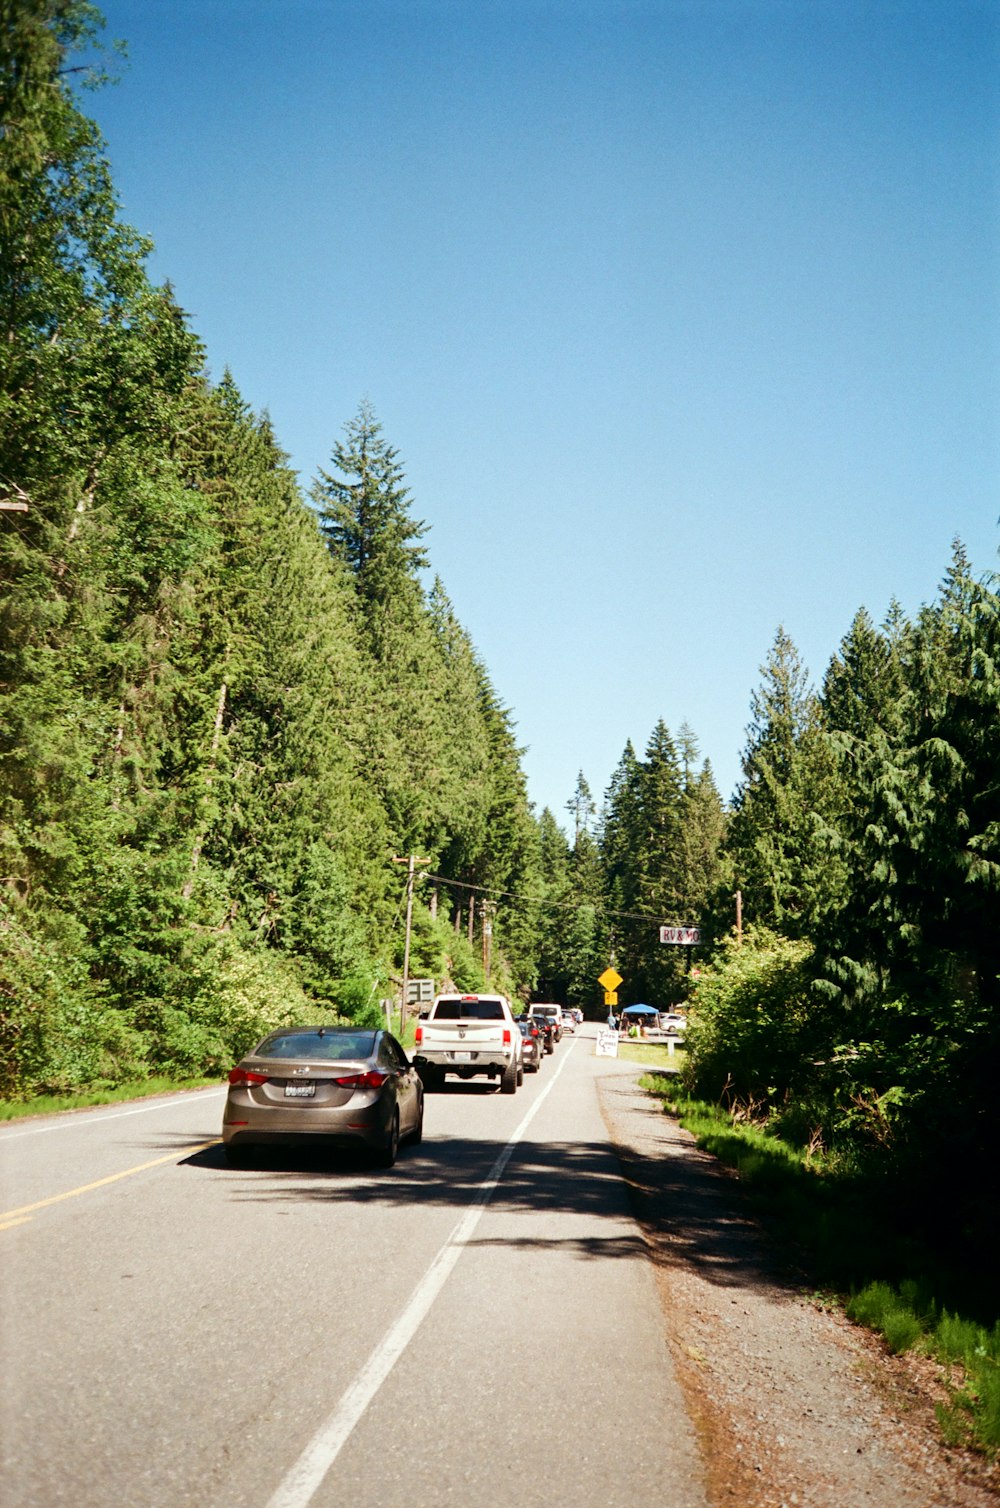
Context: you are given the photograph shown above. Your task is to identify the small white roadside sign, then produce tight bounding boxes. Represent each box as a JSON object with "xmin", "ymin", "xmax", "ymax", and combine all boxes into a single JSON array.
[
  {"xmin": 659, "ymin": 926, "xmax": 700, "ymax": 945},
  {"xmin": 595, "ymin": 1029, "xmax": 619, "ymax": 1058}
]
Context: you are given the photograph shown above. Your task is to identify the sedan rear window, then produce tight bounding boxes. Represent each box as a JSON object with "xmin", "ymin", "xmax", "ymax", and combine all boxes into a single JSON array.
[{"xmin": 254, "ymin": 1031, "xmax": 376, "ymax": 1060}]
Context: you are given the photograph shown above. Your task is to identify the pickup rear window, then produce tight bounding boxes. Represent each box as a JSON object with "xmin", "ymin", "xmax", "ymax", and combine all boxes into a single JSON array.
[{"xmin": 433, "ymin": 999, "xmax": 504, "ymax": 1021}]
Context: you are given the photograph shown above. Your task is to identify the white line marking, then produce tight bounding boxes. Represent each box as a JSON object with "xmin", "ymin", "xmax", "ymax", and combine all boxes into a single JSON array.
[
  {"xmin": 0, "ymin": 1088, "xmax": 226, "ymax": 1141},
  {"xmin": 265, "ymin": 1040, "xmax": 578, "ymax": 1508}
]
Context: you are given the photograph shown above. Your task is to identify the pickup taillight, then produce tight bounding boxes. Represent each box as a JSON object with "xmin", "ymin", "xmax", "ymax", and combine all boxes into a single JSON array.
[
  {"xmin": 414, "ymin": 1024, "xmax": 423, "ymax": 1045},
  {"xmin": 502, "ymin": 1028, "xmax": 511, "ymax": 1045}
]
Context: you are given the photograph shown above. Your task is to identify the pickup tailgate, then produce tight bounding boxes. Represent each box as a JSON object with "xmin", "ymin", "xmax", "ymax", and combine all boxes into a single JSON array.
[{"xmin": 420, "ymin": 1020, "xmax": 507, "ymax": 1060}]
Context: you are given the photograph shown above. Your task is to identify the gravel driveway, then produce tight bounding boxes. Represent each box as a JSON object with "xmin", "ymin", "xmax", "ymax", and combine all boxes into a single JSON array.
[{"xmin": 598, "ymin": 1066, "xmax": 999, "ymax": 1508}]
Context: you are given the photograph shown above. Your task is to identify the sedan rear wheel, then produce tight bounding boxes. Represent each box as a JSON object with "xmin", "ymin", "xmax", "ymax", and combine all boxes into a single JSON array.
[
  {"xmin": 375, "ymin": 1109, "xmax": 400, "ymax": 1168},
  {"xmin": 410, "ymin": 1091, "xmax": 424, "ymax": 1144}
]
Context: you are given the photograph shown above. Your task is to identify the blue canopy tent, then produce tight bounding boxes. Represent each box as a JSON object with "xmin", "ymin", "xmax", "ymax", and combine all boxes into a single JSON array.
[{"xmin": 619, "ymin": 1002, "xmax": 660, "ymax": 1037}]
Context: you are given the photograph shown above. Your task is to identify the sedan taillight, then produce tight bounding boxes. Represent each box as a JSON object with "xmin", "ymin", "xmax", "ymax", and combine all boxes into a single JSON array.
[
  {"xmin": 227, "ymin": 1067, "xmax": 270, "ymax": 1086},
  {"xmin": 333, "ymin": 1070, "xmax": 389, "ymax": 1090}
]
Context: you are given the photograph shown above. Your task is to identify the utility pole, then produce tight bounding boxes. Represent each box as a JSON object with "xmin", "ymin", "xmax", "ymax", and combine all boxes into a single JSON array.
[
  {"xmin": 735, "ymin": 889, "xmax": 743, "ymax": 946},
  {"xmin": 481, "ymin": 901, "xmax": 495, "ymax": 983},
  {"xmin": 393, "ymin": 854, "xmax": 429, "ymax": 1036}
]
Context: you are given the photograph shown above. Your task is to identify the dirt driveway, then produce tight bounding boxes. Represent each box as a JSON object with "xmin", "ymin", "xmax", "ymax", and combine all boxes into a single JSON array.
[{"xmin": 598, "ymin": 1067, "xmax": 999, "ymax": 1508}]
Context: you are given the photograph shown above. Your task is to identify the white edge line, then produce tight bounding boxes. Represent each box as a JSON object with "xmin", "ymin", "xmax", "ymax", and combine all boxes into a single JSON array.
[
  {"xmin": 265, "ymin": 1039, "xmax": 578, "ymax": 1508},
  {"xmin": 0, "ymin": 1087, "xmax": 227, "ymax": 1140}
]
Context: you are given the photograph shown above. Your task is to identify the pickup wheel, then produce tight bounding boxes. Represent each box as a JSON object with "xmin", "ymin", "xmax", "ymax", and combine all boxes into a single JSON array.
[
  {"xmin": 500, "ymin": 1057, "xmax": 518, "ymax": 1094},
  {"xmin": 516, "ymin": 1060, "xmax": 524, "ymax": 1086},
  {"xmin": 420, "ymin": 1065, "xmax": 445, "ymax": 1092}
]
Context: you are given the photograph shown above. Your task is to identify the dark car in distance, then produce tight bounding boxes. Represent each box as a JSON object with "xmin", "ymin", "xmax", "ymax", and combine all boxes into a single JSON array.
[
  {"xmin": 517, "ymin": 1017, "xmax": 544, "ymax": 1071},
  {"xmin": 222, "ymin": 1026, "xmax": 423, "ymax": 1168},
  {"xmin": 532, "ymin": 1015, "xmax": 556, "ymax": 1055}
]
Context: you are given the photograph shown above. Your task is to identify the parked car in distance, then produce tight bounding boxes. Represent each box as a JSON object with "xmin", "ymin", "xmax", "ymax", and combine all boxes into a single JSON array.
[
  {"xmin": 528, "ymin": 1003, "xmax": 563, "ymax": 1041},
  {"xmin": 659, "ymin": 1012, "xmax": 687, "ymax": 1036},
  {"xmin": 222, "ymin": 1026, "xmax": 423, "ymax": 1168},
  {"xmin": 560, "ymin": 1010, "xmax": 576, "ymax": 1033},
  {"xmin": 517, "ymin": 1017, "xmax": 543, "ymax": 1071}
]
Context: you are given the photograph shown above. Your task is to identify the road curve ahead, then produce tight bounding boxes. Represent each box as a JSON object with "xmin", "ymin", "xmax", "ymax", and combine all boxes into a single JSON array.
[{"xmin": 1, "ymin": 1031, "xmax": 706, "ymax": 1508}]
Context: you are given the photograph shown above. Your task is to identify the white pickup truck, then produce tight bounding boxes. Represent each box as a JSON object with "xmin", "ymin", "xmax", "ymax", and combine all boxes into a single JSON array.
[{"xmin": 413, "ymin": 993, "xmax": 523, "ymax": 1093}]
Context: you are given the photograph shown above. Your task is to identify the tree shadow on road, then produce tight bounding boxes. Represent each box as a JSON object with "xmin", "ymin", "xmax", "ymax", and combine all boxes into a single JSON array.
[{"xmin": 168, "ymin": 1070, "xmax": 801, "ymax": 1299}]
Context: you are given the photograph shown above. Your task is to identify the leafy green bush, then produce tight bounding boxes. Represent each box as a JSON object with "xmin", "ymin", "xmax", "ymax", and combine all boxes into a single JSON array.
[
  {"xmin": 334, "ymin": 972, "xmax": 386, "ymax": 1028},
  {"xmin": 682, "ymin": 927, "xmax": 820, "ymax": 1112}
]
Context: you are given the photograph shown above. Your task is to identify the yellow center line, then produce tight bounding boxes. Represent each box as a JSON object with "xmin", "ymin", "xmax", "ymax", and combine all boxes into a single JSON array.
[{"xmin": 0, "ymin": 1140, "xmax": 220, "ymax": 1224}]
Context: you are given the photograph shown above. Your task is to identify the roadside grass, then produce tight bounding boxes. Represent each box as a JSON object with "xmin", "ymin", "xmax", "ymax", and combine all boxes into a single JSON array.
[
  {"xmin": 0, "ymin": 1075, "xmax": 223, "ymax": 1122},
  {"xmin": 614, "ymin": 1040, "xmax": 686, "ymax": 1070},
  {"xmin": 641, "ymin": 1074, "xmax": 1000, "ymax": 1459}
]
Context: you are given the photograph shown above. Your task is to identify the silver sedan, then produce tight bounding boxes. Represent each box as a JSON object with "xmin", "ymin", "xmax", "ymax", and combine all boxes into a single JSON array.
[{"xmin": 222, "ymin": 1026, "xmax": 424, "ymax": 1167}]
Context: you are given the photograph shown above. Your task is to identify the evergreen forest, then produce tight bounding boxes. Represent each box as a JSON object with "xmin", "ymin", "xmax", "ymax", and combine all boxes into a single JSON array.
[{"xmin": 3, "ymin": 5, "xmax": 1000, "ymax": 1287}]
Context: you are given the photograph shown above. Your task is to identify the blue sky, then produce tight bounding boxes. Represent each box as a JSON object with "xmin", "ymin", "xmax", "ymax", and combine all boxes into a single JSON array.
[{"xmin": 87, "ymin": 0, "xmax": 999, "ymax": 827}]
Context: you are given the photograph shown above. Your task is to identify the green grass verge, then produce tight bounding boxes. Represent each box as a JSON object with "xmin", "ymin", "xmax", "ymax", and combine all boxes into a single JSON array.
[
  {"xmin": 0, "ymin": 1075, "xmax": 224, "ymax": 1122},
  {"xmin": 614, "ymin": 1040, "xmax": 686, "ymax": 1069},
  {"xmin": 641, "ymin": 1074, "xmax": 1000, "ymax": 1459}
]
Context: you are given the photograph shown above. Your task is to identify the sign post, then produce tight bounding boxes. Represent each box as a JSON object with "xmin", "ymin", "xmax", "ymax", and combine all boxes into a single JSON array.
[{"xmin": 596, "ymin": 967, "xmax": 623, "ymax": 1056}]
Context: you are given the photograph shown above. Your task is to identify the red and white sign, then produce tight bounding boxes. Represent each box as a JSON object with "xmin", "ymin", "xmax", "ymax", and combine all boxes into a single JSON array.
[{"xmin": 659, "ymin": 926, "xmax": 700, "ymax": 945}]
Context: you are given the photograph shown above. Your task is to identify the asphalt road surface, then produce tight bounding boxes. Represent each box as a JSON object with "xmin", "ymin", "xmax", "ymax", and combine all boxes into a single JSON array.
[{"xmin": 1, "ymin": 1029, "xmax": 707, "ymax": 1508}]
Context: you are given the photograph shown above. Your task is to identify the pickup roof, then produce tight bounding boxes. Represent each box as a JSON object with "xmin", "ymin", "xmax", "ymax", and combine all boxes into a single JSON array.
[{"xmin": 414, "ymin": 993, "xmax": 523, "ymax": 1093}]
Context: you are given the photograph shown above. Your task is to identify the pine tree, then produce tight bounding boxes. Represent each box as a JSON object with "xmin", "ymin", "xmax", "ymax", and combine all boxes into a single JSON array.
[
  {"xmin": 675, "ymin": 724, "xmax": 728, "ymax": 937},
  {"xmin": 821, "ymin": 606, "xmax": 907, "ymax": 743},
  {"xmin": 311, "ymin": 400, "xmax": 428, "ymax": 608},
  {"xmin": 727, "ymin": 627, "xmax": 845, "ymax": 935},
  {"xmin": 565, "ymin": 771, "xmax": 596, "ymax": 845},
  {"xmin": 533, "ymin": 807, "xmax": 573, "ymax": 1000}
]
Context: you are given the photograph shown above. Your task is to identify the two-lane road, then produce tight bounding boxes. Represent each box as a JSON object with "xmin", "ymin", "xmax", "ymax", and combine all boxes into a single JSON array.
[{"xmin": 1, "ymin": 1031, "xmax": 707, "ymax": 1508}]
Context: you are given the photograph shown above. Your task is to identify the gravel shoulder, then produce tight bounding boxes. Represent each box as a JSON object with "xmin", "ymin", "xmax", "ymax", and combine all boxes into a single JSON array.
[{"xmin": 597, "ymin": 1065, "xmax": 999, "ymax": 1508}]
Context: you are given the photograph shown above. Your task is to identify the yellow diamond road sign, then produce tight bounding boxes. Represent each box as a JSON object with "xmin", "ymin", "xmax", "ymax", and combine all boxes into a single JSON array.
[{"xmin": 598, "ymin": 967, "xmax": 622, "ymax": 992}]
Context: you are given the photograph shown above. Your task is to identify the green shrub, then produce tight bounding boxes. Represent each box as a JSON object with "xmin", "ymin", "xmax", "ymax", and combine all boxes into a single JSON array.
[
  {"xmin": 682, "ymin": 928, "xmax": 820, "ymax": 1111},
  {"xmin": 936, "ymin": 1311, "xmax": 984, "ymax": 1364},
  {"xmin": 881, "ymin": 1308, "xmax": 924, "ymax": 1354},
  {"xmin": 973, "ymin": 1365, "xmax": 1000, "ymax": 1451},
  {"xmin": 846, "ymin": 1282, "xmax": 900, "ymax": 1330}
]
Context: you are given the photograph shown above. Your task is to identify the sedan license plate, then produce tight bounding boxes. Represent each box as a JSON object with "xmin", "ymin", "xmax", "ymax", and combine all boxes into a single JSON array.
[{"xmin": 284, "ymin": 1083, "xmax": 316, "ymax": 1098}]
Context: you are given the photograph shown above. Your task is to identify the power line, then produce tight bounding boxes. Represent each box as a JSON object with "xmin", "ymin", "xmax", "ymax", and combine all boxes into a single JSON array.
[{"xmin": 422, "ymin": 871, "xmax": 677, "ymax": 925}]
